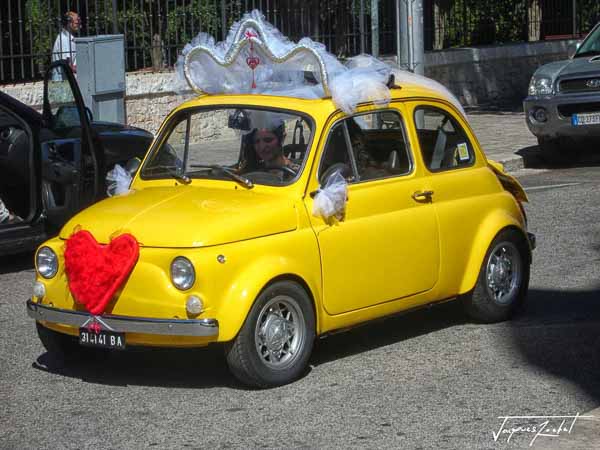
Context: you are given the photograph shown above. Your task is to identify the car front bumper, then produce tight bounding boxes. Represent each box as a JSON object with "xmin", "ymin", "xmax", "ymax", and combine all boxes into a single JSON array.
[
  {"xmin": 523, "ymin": 93, "xmax": 600, "ymax": 140},
  {"xmin": 26, "ymin": 299, "xmax": 219, "ymax": 337}
]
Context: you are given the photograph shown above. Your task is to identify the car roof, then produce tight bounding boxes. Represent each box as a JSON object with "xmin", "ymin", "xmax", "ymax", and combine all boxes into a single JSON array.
[{"xmin": 176, "ymin": 81, "xmax": 461, "ymax": 119}]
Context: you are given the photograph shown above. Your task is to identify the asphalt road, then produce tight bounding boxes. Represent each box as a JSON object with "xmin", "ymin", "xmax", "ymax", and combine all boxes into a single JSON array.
[{"xmin": 1, "ymin": 163, "xmax": 599, "ymax": 449}]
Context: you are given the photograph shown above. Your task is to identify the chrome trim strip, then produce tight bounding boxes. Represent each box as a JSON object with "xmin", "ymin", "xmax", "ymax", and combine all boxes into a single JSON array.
[{"xmin": 26, "ymin": 300, "xmax": 218, "ymax": 337}]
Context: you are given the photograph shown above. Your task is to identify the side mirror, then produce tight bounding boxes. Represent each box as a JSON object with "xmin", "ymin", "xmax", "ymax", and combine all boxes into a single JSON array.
[
  {"xmin": 568, "ymin": 42, "xmax": 581, "ymax": 59},
  {"xmin": 125, "ymin": 157, "xmax": 142, "ymax": 175}
]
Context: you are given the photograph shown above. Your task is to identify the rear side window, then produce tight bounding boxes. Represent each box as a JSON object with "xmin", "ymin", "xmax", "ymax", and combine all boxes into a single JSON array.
[
  {"xmin": 318, "ymin": 110, "xmax": 412, "ymax": 184},
  {"xmin": 414, "ymin": 107, "xmax": 474, "ymax": 171}
]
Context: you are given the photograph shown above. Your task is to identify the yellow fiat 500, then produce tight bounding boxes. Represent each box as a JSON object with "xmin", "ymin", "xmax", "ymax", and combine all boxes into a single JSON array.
[{"xmin": 27, "ymin": 85, "xmax": 535, "ymax": 387}]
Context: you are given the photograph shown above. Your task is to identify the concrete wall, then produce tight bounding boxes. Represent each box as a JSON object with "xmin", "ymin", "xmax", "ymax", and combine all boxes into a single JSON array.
[
  {"xmin": 0, "ymin": 39, "xmax": 577, "ymax": 132},
  {"xmin": 422, "ymin": 39, "xmax": 576, "ymax": 107},
  {"xmin": 1, "ymin": 71, "xmax": 193, "ymax": 134}
]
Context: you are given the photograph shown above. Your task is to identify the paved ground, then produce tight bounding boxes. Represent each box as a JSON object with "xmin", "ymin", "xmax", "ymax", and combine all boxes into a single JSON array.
[
  {"xmin": 2, "ymin": 112, "xmax": 600, "ymax": 449},
  {"xmin": 467, "ymin": 111, "xmax": 538, "ymax": 171}
]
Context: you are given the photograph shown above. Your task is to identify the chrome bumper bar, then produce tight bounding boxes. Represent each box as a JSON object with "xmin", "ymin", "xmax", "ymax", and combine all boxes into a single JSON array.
[{"xmin": 26, "ymin": 299, "xmax": 219, "ymax": 337}]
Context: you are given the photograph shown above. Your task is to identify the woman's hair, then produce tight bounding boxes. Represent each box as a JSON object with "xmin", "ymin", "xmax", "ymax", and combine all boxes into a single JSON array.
[
  {"xmin": 263, "ymin": 121, "xmax": 286, "ymax": 144},
  {"xmin": 250, "ymin": 112, "xmax": 286, "ymax": 144}
]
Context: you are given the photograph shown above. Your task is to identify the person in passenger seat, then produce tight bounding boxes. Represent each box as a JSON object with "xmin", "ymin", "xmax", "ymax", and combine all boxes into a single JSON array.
[
  {"xmin": 0, "ymin": 197, "xmax": 22, "ymax": 225},
  {"xmin": 347, "ymin": 119, "xmax": 388, "ymax": 180}
]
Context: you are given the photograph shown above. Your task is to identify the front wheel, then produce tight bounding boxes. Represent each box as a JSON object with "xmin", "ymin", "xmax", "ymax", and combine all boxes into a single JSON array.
[
  {"xmin": 463, "ymin": 229, "xmax": 530, "ymax": 323},
  {"xmin": 225, "ymin": 281, "xmax": 315, "ymax": 388}
]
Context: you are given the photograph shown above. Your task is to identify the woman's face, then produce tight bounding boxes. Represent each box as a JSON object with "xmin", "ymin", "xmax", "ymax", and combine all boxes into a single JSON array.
[{"xmin": 254, "ymin": 129, "xmax": 281, "ymax": 163}]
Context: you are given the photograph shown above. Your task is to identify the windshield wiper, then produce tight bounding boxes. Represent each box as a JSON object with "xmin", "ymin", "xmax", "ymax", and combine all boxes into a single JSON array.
[
  {"xmin": 144, "ymin": 164, "xmax": 191, "ymax": 184},
  {"xmin": 190, "ymin": 164, "xmax": 254, "ymax": 189},
  {"xmin": 166, "ymin": 167, "xmax": 191, "ymax": 184}
]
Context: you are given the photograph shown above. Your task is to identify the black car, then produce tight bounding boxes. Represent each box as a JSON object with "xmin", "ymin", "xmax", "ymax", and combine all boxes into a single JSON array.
[{"xmin": 0, "ymin": 61, "xmax": 153, "ymax": 256}]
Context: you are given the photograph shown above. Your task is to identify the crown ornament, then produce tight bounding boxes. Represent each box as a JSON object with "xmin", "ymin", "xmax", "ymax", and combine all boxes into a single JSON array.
[{"xmin": 181, "ymin": 11, "xmax": 334, "ymax": 97}]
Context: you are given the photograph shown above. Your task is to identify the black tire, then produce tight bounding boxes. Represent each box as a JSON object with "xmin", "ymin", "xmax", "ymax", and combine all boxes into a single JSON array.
[
  {"xmin": 36, "ymin": 322, "xmax": 82, "ymax": 359},
  {"xmin": 537, "ymin": 137, "xmax": 575, "ymax": 165},
  {"xmin": 463, "ymin": 229, "xmax": 530, "ymax": 323},
  {"xmin": 225, "ymin": 280, "xmax": 316, "ymax": 388}
]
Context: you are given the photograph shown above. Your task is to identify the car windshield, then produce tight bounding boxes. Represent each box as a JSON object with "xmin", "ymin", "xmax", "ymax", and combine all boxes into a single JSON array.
[
  {"xmin": 141, "ymin": 107, "xmax": 313, "ymax": 187},
  {"xmin": 575, "ymin": 25, "xmax": 600, "ymax": 57}
]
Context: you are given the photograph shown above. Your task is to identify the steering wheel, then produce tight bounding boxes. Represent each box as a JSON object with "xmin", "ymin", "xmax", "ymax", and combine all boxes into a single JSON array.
[
  {"xmin": 277, "ymin": 165, "xmax": 297, "ymax": 177},
  {"xmin": 243, "ymin": 171, "xmax": 284, "ymax": 184},
  {"xmin": 244, "ymin": 165, "xmax": 297, "ymax": 184}
]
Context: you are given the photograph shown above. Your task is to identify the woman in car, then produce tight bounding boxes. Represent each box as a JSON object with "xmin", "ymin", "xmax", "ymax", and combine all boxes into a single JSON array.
[{"xmin": 242, "ymin": 116, "xmax": 299, "ymax": 179}]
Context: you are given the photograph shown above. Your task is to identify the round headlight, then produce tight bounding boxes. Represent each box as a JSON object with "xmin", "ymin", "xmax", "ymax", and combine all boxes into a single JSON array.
[
  {"xmin": 36, "ymin": 246, "xmax": 58, "ymax": 279},
  {"xmin": 170, "ymin": 257, "xmax": 195, "ymax": 290}
]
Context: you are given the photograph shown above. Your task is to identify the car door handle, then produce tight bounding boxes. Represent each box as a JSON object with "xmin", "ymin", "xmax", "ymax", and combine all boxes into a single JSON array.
[{"xmin": 412, "ymin": 190, "xmax": 434, "ymax": 202}]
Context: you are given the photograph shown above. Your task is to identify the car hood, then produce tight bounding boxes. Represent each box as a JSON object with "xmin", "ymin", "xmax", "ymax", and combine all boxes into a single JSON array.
[
  {"xmin": 60, "ymin": 186, "xmax": 298, "ymax": 247},
  {"xmin": 557, "ymin": 56, "xmax": 600, "ymax": 78}
]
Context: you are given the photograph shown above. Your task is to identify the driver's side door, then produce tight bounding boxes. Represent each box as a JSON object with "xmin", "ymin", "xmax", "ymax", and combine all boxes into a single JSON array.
[{"xmin": 41, "ymin": 60, "xmax": 99, "ymax": 230}]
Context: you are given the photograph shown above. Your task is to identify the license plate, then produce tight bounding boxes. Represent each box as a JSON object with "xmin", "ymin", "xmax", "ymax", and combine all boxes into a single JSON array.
[
  {"xmin": 572, "ymin": 112, "xmax": 600, "ymax": 126},
  {"xmin": 79, "ymin": 328, "xmax": 126, "ymax": 350}
]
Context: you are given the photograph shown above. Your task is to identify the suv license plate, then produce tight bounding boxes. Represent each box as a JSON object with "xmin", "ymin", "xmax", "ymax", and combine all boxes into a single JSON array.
[
  {"xmin": 572, "ymin": 113, "xmax": 600, "ymax": 126},
  {"xmin": 79, "ymin": 328, "xmax": 126, "ymax": 350}
]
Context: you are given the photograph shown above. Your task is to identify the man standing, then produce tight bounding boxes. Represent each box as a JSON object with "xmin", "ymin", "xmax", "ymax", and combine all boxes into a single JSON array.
[{"xmin": 52, "ymin": 11, "xmax": 81, "ymax": 73}]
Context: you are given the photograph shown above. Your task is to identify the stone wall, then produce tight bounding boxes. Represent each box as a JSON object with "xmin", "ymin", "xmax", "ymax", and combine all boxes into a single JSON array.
[
  {"xmin": 422, "ymin": 39, "xmax": 576, "ymax": 108},
  {"xmin": 0, "ymin": 39, "xmax": 577, "ymax": 132}
]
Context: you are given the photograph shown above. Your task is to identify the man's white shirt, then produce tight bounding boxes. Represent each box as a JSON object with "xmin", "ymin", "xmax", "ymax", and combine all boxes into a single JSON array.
[{"xmin": 52, "ymin": 29, "xmax": 76, "ymax": 65}]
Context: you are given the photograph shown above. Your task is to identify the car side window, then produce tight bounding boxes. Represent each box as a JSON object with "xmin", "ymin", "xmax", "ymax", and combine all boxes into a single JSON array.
[
  {"xmin": 47, "ymin": 64, "xmax": 81, "ymax": 129},
  {"xmin": 319, "ymin": 110, "xmax": 412, "ymax": 185},
  {"xmin": 318, "ymin": 122, "xmax": 355, "ymax": 185},
  {"xmin": 347, "ymin": 111, "xmax": 411, "ymax": 182},
  {"xmin": 414, "ymin": 107, "xmax": 474, "ymax": 171}
]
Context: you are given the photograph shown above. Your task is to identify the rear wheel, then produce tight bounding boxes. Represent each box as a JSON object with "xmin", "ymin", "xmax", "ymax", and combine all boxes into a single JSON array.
[
  {"xmin": 463, "ymin": 229, "xmax": 530, "ymax": 323},
  {"xmin": 225, "ymin": 281, "xmax": 315, "ymax": 388}
]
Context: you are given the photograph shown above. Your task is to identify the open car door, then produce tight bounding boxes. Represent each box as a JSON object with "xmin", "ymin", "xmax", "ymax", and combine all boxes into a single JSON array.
[{"xmin": 42, "ymin": 60, "xmax": 100, "ymax": 230}]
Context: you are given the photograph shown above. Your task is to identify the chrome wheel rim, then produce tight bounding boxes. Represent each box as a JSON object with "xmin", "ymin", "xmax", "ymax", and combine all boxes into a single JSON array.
[
  {"xmin": 255, "ymin": 295, "xmax": 305, "ymax": 369},
  {"xmin": 485, "ymin": 241, "xmax": 522, "ymax": 305}
]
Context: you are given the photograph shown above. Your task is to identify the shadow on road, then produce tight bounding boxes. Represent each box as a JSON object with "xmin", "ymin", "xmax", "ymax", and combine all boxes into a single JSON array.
[
  {"xmin": 31, "ymin": 300, "xmax": 467, "ymax": 390},
  {"xmin": 32, "ymin": 343, "xmax": 244, "ymax": 389},
  {"xmin": 28, "ymin": 286, "xmax": 600, "ymax": 394},
  {"xmin": 518, "ymin": 145, "xmax": 600, "ymax": 170},
  {"xmin": 311, "ymin": 300, "xmax": 466, "ymax": 365},
  {"xmin": 509, "ymin": 286, "xmax": 600, "ymax": 402},
  {"xmin": 0, "ymin": 251, "xmax": 34, "ymax": 274}
]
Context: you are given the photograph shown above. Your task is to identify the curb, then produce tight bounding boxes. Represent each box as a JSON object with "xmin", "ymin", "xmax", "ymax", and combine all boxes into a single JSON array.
[{"xmin": 497, "ymin": 155, "xmax": 525, "ymax": 173}]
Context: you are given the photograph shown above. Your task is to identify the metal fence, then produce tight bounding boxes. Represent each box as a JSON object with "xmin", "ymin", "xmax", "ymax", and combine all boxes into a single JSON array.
[
  {"xmin": 0, "ymin": 0, "xmax": 389, "ymax": 83},
  {"xmin": 424, "ymin": 0, "xmax": 600, "ymax": 50},
  {"xmin": 2, "ymin": 0, "xmax": 600, "ymax": 84}
]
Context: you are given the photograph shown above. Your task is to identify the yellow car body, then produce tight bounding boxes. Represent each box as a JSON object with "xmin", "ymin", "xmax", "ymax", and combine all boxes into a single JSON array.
[{"xmin": 28, "ymin": 83, "xmax": 534, "ymax": 386}]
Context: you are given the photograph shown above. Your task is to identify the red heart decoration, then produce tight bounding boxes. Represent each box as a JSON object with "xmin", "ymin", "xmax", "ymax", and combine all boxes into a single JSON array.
[
  {"xmin": 246, "ymin": 56, "xmax": 260, "ymax": 70},
  {"xmin": 64, "ymin": 230, "xmax": 139, "ymax": 316}
]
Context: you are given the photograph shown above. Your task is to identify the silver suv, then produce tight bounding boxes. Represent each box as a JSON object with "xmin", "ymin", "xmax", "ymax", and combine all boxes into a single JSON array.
[{"xmin": 524, "ymin": 23, "xmax": 600, "ymax": 162}]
